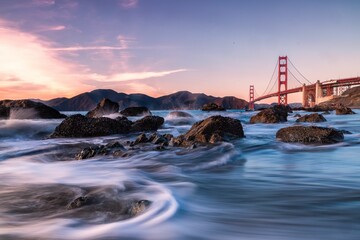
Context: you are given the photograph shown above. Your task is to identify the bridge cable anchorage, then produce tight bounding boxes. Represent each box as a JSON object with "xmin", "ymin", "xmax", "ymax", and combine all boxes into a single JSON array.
[
  {"xmin": 288, "ymin": 57, "xmax": 312, "ymax": 84},
  {"xmin": 261, "ymin": 61, "xmax": 279, "ymax": 96}
]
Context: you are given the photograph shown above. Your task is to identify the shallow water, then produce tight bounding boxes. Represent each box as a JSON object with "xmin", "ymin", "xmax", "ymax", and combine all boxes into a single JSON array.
[{"xmin": 0, "ymin": 110, "xmax": 360, "ymax": 240}]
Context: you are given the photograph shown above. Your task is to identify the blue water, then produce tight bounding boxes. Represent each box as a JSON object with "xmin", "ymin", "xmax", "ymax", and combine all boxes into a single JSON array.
[{"xmin": 0, "ymin": 110, "xmax": 359, "ymax": 240}]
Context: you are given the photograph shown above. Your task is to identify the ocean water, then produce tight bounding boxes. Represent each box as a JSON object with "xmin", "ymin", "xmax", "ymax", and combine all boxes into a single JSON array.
[{"xmin": 0, "ymin": 110, "xmax": 359, "ymax": 240}]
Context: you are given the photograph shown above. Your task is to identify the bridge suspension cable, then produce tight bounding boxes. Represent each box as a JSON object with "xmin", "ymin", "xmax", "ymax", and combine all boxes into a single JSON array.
[
  {"xmin": 288, "ymin": 57, "xmax": 312, "ymax": 84},
  {"xmin": 261, "ymin": 61, "xmax": 279, "ymax": 96},
  {"xmin": 288, "ymin": 69, "xmax": 305, "ymax": 86}
]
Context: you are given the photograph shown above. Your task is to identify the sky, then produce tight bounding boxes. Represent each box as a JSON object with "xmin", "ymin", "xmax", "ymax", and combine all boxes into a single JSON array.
[{"xmin": 0, "ymin": 0, "xmax": 359, "ymax": 103}]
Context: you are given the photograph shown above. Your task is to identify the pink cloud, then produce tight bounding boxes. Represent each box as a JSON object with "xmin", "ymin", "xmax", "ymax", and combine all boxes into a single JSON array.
[
  {"xmin": 49, "ymin": 46, "xmax": 128, "ymax": 51},
  {"xmin": 120, "ymin": 0, "xmax": 138, "ymax": 9}
]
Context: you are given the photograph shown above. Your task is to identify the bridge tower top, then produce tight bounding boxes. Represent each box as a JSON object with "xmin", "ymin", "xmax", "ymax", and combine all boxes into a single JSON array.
[
  {"xmin": 278, "ymin": 56, "xmax": 288, "ymax": 105},
  {"xmin": 249, "ymin": 85, "xmax": 255, "ymax": 110}
]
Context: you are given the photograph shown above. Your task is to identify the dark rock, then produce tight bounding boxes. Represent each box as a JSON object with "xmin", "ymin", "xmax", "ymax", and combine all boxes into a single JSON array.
[
  {"xmin": 131, "ymin": 116, "xmax": 164, "ymax": 132},
  {"xmin": 152, "ymin": 134, "xmax": 168, "ymax": 145},
  {"xmin": 335, "ymin": 104, "xmax": 355, "ymax": 115},
  {"xmin": 322, "ymin": 110, "xmax": 331, "ymax": 115},
  {"xmin": 0, "ymin": 100, "xmax": 66, "ymax": 119},
  {"xmin": 168, "ymin": 111, "xmax": 193, "ymax": 118},
  {"xmin": 86, "ymin": 98, "xmax": 119, "ymax": 118},
  {"xmin": 67, "ymin": 196, "xmax": 93, "ymax": 210},
  {"xmin": 201, "ymin": 103, "xmax": 226, "ymax": 111},
  {"xmin": 75, "ymin": 141, "xmax": 126, "ymax": 160},
  {"xmin": 296, "ymin": 113, "xmax": 327, "ymax": 123},
  {"xmin": 276, "ymin": 126, "xmax": 344, "ymax": 144},
  {"xmin": 162, "ymin": 134, "xmax": 174, "ymax": 142},
  {"xmin": 120, "ymin": 107, "xmax": 151, "ymax": 117},
  {"xmin": 250, "ymin": 105, "xmax": 290, "ymax": 124},
  {"xmin": 134, "ymin": 133, "xmax": 148, "ymax": 144},
  {"xmin": 294, "ymin": 114, "xmax": 302, "ymax": 118},
  {"xmin": 51, "ymin": 114, "xmax": 132, "ymax": 138},
  {"xmin": 174, "ymin": 115, "xmax": 244, "ymax": 146}
]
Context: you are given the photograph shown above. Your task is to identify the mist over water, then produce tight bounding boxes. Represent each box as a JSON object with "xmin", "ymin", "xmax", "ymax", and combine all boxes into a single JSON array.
[{"xmin": 0, "ymin": 110, "xmax": 360, "ymax": 240}]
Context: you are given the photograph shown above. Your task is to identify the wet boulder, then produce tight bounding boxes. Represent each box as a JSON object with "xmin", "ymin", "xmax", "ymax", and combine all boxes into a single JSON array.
[
  {"xmin": 86, "ymin": 98, "xmax": 119, "ymax": 118},
  {"xmin": 131, "ymin": 116, "xmax": 164, "ymax": 132},
  {"xmin": 296, "ymin": 113, "xmax": 327, "ymax": 122},
  {"xmin": 173, "ymin": 115, "xmax": 244, "ymax": 146},
  {"xmin": 294, "ymin": 113, "xmax": 302, "ymax": 118},
  {"xmin": 120, "ymin": 107, "xmax": 151, "ymax": 117},
  {"xmin": 276, "ymin": 126, "xmax": 344, "ymax": 144},
  {"xmin": 201, "ymin": 103, "xmax": 226, "ymax": 111},
  {"xmin": 250, "ymin": 105, "xmax": 290, "ymax": 123},
  {"xmin": 50, "ymin": 114, "xmax": 132, "ymax": 138},
  {"xmin": 335, "ymin": 104, "xmax": 355, "ymax": 115},
  {"xmin": 0, "ymin": 100, "xmax": 66, "ymax": 119}
]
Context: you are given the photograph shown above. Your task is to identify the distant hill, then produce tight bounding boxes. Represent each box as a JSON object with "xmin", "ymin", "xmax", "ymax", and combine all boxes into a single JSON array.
[
  {"xmin": 41, "ymin": 89, "xmax": 249, "ymax": 111},
  {"xmin": 320, "ymin": 86, "xmax": 360, "ymax": 107}
]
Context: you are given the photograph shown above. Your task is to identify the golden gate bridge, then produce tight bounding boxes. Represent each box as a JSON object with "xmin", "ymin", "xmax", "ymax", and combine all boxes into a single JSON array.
[{"xmin": 248, "ymin": 56, "xmax": 360, "ymax": 109}]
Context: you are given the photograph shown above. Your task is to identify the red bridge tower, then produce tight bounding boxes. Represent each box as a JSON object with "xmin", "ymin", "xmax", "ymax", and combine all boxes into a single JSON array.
[{"xmin": 278, "ymin": 56, "xmax": 288, "ymax": 105}]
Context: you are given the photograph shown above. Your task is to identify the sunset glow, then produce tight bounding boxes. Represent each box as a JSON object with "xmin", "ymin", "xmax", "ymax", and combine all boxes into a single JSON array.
[{"xmin": 0, "ymin": 0, "xmax": 359, "ymax": 102}]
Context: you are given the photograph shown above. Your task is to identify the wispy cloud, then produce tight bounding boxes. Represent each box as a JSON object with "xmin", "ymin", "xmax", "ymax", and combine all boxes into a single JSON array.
[
  {"xmin": 0, "ymin": 18, "xmax": 186, "ymax": 99},
  {"xmin": 88, "ymin": 69, "xmax": 187, "ymax": 82},
  {"xmin": 119, "ymin": 0, "xmax": 138, "ymax": 9}
]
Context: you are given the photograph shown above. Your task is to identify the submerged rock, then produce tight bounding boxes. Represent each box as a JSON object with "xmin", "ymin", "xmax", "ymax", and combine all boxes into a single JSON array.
[
  {"xmin": 250, "ymin": 105, "xmax": 290, "ymax": 123},
  {"xmin": 0, "ymin": 100, "xmax": 66, "ymax": 119},
  {"xmin": 296, "ymin": 113, "xmax": 327, "ymax": 122},
  {"xmin": 276, "ymin": 126, "xmax": 344, "ymax": 144},
  {"xmin": 335, "ymin": 104, "xmax": 355, "ymax": 115},
  {"xmin": 167, "ymin": 111, "xmax": 195, "ymax": 125},
  {"xmin": 201, "ymin": 103, "xmax": 226, "ymax": 111},
  {"xmin": 168, "ymin": 111, "xmax": 193, "ymax": 118},
  {"xmin": 128, "ymin": 200, "xmax": 151, "ymax": 216},
  {"xmin": 173, "ymin": 115, "xmax": 244, "ymax": 146},
  {"xmin": 86, "ymin": 98, "xmax": 119, "ymax": 118},
  {"xmin": 120, "ymin": 107, "xmax": 151, "ymax": 117}
]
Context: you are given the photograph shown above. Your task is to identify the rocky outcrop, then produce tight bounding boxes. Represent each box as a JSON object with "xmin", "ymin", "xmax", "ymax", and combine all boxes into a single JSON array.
[
  {"xmin": 50, "ymin": 115, "xmax": 164, "ymax": 138},
  {"xmin": 0, "ymin": 100, "xmax": 66, "ymax": 119},
  {"xmin": 335, "ymin": 104, "xmax": 355, "ymax": 115},
  {"xmin": 201, "ymin": 103, "xmax": 226, "ymax": 111},
  {"xmin": 296, "ymin": 113, "xmax": 327, "ymax": 122},
  {"xmin": 120, "ymin": 107, "xmax": 151, "ymax": 117},
  {"xmin": 250, "ymin": 105, "xmax": 290, "ymax": 124},
  {"xmin": 172, "ymin": 115, "xmax": 244, "ymax": 146},
  {"xmin": 86, "ymin": 98, "xmax": 119, "ymax": 118},
  {"xmin": 276, "ymin": 126, "xmax": 344, "ymax": 144}
]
